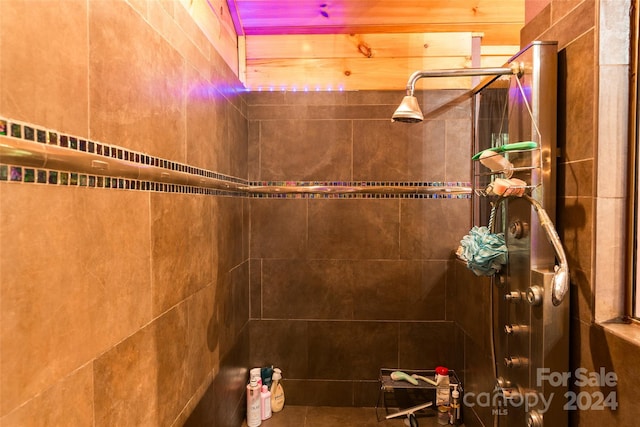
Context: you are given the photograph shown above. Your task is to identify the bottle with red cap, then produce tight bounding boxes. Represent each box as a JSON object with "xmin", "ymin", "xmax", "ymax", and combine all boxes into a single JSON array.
[{"xmin": 435, "ymin": 366, "xmax": 450, "ymax": 407}]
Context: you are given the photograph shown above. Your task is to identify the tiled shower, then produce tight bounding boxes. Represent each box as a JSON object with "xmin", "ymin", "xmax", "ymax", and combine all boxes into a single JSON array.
[
  {"xmin": 246, "ymin": 90, "xmax": 473, "ymax": 408},
  {"xmin": 4, "ymin": 1, "xmax": 640, "ymax": 427}
]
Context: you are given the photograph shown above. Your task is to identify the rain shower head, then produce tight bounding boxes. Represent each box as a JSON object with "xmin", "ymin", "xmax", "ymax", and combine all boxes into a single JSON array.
[{"xmin": 391, "ymin": 95, "xmax": 424, "ymax": 123}]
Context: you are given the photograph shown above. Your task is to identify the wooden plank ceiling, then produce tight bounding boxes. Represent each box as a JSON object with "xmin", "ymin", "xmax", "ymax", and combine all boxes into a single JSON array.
[{"xmin": 226, "ymin": 0, "xmax": 525, "ymax": 90}]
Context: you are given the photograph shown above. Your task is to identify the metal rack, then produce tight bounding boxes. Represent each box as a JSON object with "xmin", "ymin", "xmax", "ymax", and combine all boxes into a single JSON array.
[{"xmin": 376, "ymin": 368, "xmax": 463, "ymax": 424}]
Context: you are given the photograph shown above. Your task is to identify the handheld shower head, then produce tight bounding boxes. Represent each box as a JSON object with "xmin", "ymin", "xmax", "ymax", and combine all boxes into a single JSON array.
[{"xmin": 391, "ymin": 95, "xmax": 424, "ymax": 123}]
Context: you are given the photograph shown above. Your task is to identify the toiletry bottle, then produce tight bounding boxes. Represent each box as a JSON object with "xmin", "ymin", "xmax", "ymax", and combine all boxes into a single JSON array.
[
  {"xmin": 270, "ymin": 368, "xmax": 285, "ymax": 412},
  {"xmin": 450, "ymin": 387, "xmax": 461, "ymax": 425},
  {"xmin": 435, "ymin": 366, "xmax": 450, "ymax": 406},
  {"xmin": 246, "ymin": 378, "xmax": 262, "ymax": 427},
  {"xmin": 250, "ymin": 367, "xmax": 262, "ymax": 387},
  {"xmin": 261, "ymin": 365, "xmax": 273, "ymax": 390},
  {"xmin": 260, "ymin": 385, "xmax": 272, "ymax": 420}
]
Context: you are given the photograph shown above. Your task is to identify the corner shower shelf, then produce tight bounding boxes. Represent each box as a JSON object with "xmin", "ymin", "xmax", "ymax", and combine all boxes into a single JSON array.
[
  {"xmin": 472, "ymin": 145, "xmax": 543, "ymax": 199},
  {"xmin": 376, "ymin": 368, "xmax": 463, "ymax": 423}
]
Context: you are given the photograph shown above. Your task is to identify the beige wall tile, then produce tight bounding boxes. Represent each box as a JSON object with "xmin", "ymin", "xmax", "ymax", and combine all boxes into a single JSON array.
[
  {"xmin": 93, "ymin": 304, "xmax": 190, "ymax": 427},
  {"xmin": 185, "ymin": 65, "xmax": 227, "ymax": 172},
  {"xmin": 186, "ymin": 285, "xmax": 218, "ymax": 390},
  {"xmin": 151, "ymin": 193, "xmax": 214, "ymax": 315},
  {"xmin": 0, "ymin": 185, "xmax": 152, "ymax": 416},
  {"xmin": 0, "ymin": 364, "xmax": 94, "ymax": 426},
  {"xmin": 0, "ymin": 0, "xmax": 88, "ymax": 136},
  {"xmin": 88, "ymin": 0, "xmax": 186, "ymax": 159}
]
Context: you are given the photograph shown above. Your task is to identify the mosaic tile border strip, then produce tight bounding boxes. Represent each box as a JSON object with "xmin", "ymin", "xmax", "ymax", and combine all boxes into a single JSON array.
[
  {"xmin": 0, "ymin": 117, "xmax": 471, "ymax": 199},
  {"xmin": 0, "ymin": 164, "xmax": 243, "ymax": 195}
]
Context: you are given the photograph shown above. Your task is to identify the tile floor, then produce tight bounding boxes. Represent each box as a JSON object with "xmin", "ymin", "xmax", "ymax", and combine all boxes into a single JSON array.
[{"xmin": 243, "ymin": 405, "xmax": 463, "ymax": 427}]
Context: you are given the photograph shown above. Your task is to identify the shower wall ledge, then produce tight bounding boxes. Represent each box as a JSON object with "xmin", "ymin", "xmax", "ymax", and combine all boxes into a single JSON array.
[{"xmin": 0, "ymin": 117, "xmax": 471, "ymax": 199}]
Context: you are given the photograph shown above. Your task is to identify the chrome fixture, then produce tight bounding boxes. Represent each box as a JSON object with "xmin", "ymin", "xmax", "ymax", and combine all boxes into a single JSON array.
[
  {"xmin": 523, "ymin": 194, "xmax": 569, "ymax": 306},
  {"xmin": 391, "ymin": 63, "xmax": 522, "ymax": 123}
]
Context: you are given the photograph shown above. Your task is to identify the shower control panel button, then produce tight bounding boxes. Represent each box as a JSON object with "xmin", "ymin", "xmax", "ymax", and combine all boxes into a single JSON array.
[
  {"xmin": 504, "ymin": 324, "xmax": 529, "ymax": 335},
  {"xmin": 526, "ymin": 286, "xmax": 544, "ymax": 306},
  {"xmin": 504, "ymin": 291, "xmax": 524, "ymax": 303},
  {"xmin": 504, "ymin": 356, "xmax": 528, "ymax": 368}
]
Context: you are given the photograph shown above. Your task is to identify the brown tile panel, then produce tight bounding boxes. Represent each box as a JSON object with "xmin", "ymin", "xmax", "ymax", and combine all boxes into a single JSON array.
[
  {"xmin": 307, "ymin": 321, "xmax": 398, "ymax": 380},
  {"xmin": 400, "ymin": 198, "xmax": 471, "ymax": 260},
  {"xmin": 414, "ymin": 90, "xmax": 472, "ymax": 121},
  {"xmin": 398, "ymin": 322, "xmax": 462, "ymax": 371},
  {"xmin": 520, "ymin": 3, "xmax": 551, "ymax": 47},
  {"xmin": 557, "ymin": 30, "xmax": 596, "ymax": 163},
  {"xmin": 250, "ymin": 198, "xmax": 307, "ymax": 259},
  {"xmin": 450, "ymin": 261, "xmax": 492, "ymax": 351},
  {"xmin": 250, "ymin": 259, "xmax": 263, "ymax": 319},
  {"xmin": 250, "ymin": 320, "xmax": 309, "ymax": 379},
  {"xmin": 258, "ymin": 119, "xmax": 352, "ymax": 181},
  {"xmin": 229, "ymin": 102, "xmax": 249, "ymax": 179},
  {"xmin": 258, "ymin": 259, "xmax": 446, "ymax": 321},
  {"xmin": 186, "ymin": 285, "xmax": 218, "ymax": 393},
  {"xmin": 216, "ymin": 196, "xmax": 246, "ymax": 273},
  {"xmin": 570, "ymin": 320, "xmax": 640, "ymax": 426},
  {"xmin": 557, "ymin": 196, "xmax": 593, "ymax": 283},
  {"xmin": 461, "ymin": 341, "xmax": 497, "ymax": 427},
  {"xmin": 0, "ymin": 185, "xmax": 152, "ymax": 416},
  {"xmin": 231, "ymin": 261, "xmax": 251, "ymax": 339},
  {"xmin": 284, "ymin": 379, "xmax": 355, "ymax": 407},
  {"xmin": 248, "ymin": 120, "xmax": 261, "ymax": 181},
  {"xmin": 88, "ymin": 0, "xmax": 185, "ymax": 159},
  {"xmin": 185, "ymin": 65, "xmax": 228, "ymax": 172},
  {"xmin": 445, "ymin": 119, "xmax": 473, "ymax": 182},
  {"xmin": 531, "ymin": 0, "xmax": 595, "ymax": 51},
  {"xmin": 247, "ymin": 104, "xmax": 394, "ymax": 121},
  {"xmin": 151, "ymin": 193, "xmax": 215, "ymax": 315},
  {"xmin": 0, "ymin": 0, "xmax": 89, "ymax": 136},
  {"xmin": 308, "ymin": 199, "xmax": 400, "ymax": 260},
  {"xmin": 557, "ymin": 159, "xmax": 594, "ymax": 198},
  {"xmin": 0, "ymin": 364, "xmax": 93, "ymax": 426},
  {"xmin": 352, "ymin": 260, "xmax": 447, "ymax": 321},
  {"xmin": 352, "ymin": 119, "xmax": 446, "ymax": 182},
  {"xmin": 93, "ymin": 324, "xmax": 160, "ymax": 427},
  {"xmin": 261, "ymin": 259, "xmax": 354, "ymax": 319}
]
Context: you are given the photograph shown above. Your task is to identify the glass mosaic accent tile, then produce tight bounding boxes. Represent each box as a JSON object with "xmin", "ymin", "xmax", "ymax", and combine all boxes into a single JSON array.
[
  {"xmin": 48, "ymin": 171, "xmax": 58, "ymax": 184},
  {"xmin": 60, "ymin": 135, "xmax": 68, "ymax": 148},
  {"xmin": 70, "ymin": 137, "xmax": 77, "ymax": 149},
  {"xmin": 70, "ymin": 173, "xmax": 78, "ymax": 185},
  {"xmin": 37, "ymin": 169, "xmax": 47, "ymax": 183},
  {"xmin": 10, "ymin": 123, "xmax": 21, "ymax": 138},
  {"xmin": 24, "ymin": 168, "xmax": 35, "ymax": 182},
  {"xmin": 10, "ymin": 166, "xmax": 22, "ymax": 181},
  {"xmin": 24, "ymin": 126, "xmax": 35, "ymax": 141},
  {"xmin": 0, "ymin": 165, "xmax": 8, "ymax": 180},
  {"xmin": 37, "ymin": 129, "xmax": 47, "ymax": 143},
  {"xmin": 0, "ymin": 120, "xmax": 6, "ymax": 135}
]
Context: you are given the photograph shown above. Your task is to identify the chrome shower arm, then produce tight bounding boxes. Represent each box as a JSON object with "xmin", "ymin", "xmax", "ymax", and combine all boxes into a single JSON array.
[{"xmin": 404, "ymin": 63, "xmax": 522, "ymax": 96}]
